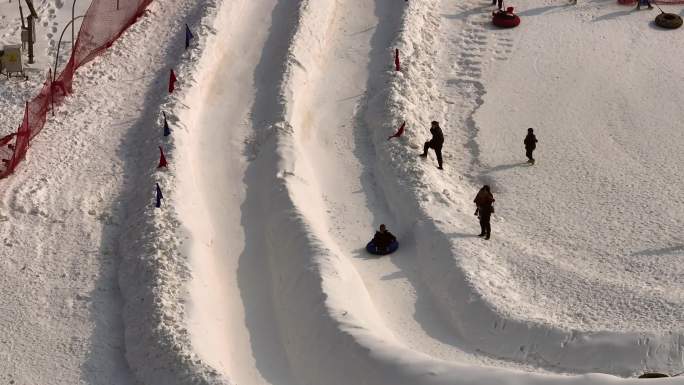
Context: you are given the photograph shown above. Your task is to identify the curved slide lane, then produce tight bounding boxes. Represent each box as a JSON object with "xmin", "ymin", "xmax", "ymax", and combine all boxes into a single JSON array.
[{"xmin": 175, "ymin": 0, "xmax": 297, "ymax": 384}]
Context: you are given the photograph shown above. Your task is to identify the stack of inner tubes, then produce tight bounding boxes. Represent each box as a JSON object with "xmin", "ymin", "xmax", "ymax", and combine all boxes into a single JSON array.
[
  {"xmin": 655, "ymin": 12, "xmax": 683, "ymax": 29},
  {"xmin": 492, "ymin": 7, "xmax": 521, "ymax": 28}
]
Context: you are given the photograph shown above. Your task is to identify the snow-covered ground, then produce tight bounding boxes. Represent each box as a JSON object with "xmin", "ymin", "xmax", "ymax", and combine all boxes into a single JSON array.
[{"xmin": 0, "ymin": 0, "xmax": 682, "ymax": 383}]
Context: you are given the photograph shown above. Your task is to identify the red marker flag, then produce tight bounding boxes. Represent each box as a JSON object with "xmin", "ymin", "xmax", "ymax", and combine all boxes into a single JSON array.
[
  {"xmin": 158, "ymin": 146, "xmax": 168, "ymax": 168},
  {"xmin": 169, "ymin": 69, "xmax": 177, "ymax": 93},
  {"xmin": 387, "ymin": 121, "xmax": 405, "ymax": 140}
]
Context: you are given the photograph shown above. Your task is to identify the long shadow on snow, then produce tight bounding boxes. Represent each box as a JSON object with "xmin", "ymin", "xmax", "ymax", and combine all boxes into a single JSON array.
[
  {"xmin": 592, "ymin": 9, "xmax": 635, "ymax": 22},
  {"xmin": 517, "ymin": 4, "xmax": 570, "ymax": 17},
  {"xmin": 441, "ymin": 4, "xmax": 490, "ymax": 21},
  {"xmin": 236, "ymin": 0, "xmax": 301, "ymax": 384}
]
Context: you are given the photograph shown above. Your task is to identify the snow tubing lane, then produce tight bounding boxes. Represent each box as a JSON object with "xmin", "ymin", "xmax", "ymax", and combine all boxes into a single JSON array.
[
  {"xmin": 655, "ymin": 13, "xmax": 682, "ymax": 29},
  {"xmin": 366, "ymin": 240, "xmax": 399, "ymax": 256},
  {"xmin": 492, "ymin": 12, "xmax": 520, "ymax": 28}
]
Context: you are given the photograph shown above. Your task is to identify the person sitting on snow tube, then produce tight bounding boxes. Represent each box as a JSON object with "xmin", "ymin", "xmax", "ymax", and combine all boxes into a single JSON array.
[{"xmin": 367, "ymin": 224, "xmax": 398, "ymax": 255}]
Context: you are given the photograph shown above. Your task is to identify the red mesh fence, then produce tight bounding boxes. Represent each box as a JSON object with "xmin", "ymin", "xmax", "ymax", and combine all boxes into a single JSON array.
[{"xmin": 0, "ymin": 0, "xmax": 153, "ymax": 178}]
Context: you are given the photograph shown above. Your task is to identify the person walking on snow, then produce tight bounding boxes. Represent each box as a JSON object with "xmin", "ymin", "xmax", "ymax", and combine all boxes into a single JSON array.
[
  {"xmin": 524, "ymin": 128, "xmax": 538, "ymax": 164},
  {"xmin": 419, "ymin": 121, "xmax": 444, "ymax": 170},
  {"xmin": 474, "ymin": 185, "xmax": 495, "ymax": 240}
]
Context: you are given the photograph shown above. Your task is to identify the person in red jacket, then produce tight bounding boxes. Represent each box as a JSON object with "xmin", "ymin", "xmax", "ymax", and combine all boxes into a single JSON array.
[{"xmin": 474, "ymin": 185, "xmax": 495, "ymax": 240}]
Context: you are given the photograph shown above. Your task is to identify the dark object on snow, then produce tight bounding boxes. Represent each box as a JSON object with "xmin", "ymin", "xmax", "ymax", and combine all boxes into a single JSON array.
[
  {"xmin": 368, "ymin": 224, "xmax": 398, "ymax": 255},
  {"xmin": 155, "ymin": 183, "xmax": 164, "ymax": 208},
  {"xmin": 169, "ymin": 69, "xmax": 177, "ymax": 93},
  {"xmin": 638, "ymin": 373, "xmax": 669, "ymax": 379},
  {"xmin": 420, "ymin": 121, "xmax": 444, "ymax": 169},
  {"xmin": 474, "ymin": 185, "xmax": 495, "ymax": 207},
  {"xmin": 185, "ymin": 24, "xmax": 194, "ymax": 49},
  {"xmin": 367, "ymin": 239, "xmax": 399, "ymax": 255},
  {"xmin": 492, "ymin": 7, "xmax": 520, "ymax": 28},
  {"xmin": 474, "ymin": 186, "xmax": 495, "ymax": 240},
  {"xmin": 638, "ymin": 372, "xmax": 669, "ymax": 379},
  {"xmin": 163, "ymin": 112, "xmax": 171, "ymax": 136},
  {"xmin": 524, "ymin": 128, "xmax": 537, "ymax": 164},
  {"xmin": 158, "ymin": 146, "xmax": 168, "ymax": 168},
  {"xmin": 388, "ymin": 121, "xmax": 405, "ymax": 140},
  {"xmin": 655, "ymin": 12, "xmax": 682, "ymax": 29}
]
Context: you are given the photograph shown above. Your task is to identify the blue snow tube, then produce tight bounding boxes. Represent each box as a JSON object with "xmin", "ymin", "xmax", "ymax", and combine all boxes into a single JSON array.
[{"xmin": 366, "ymin": 239, "xmax": 399, "ymax": 255}]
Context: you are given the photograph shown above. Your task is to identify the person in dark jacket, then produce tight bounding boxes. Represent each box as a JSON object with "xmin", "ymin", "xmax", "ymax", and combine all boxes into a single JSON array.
[
  {"xmin": 473, "ymin": 185, "xmax": 495, "ymax": 240},
  {"xmin": 524, "ymin": 128, "xmax": 537, "ymax": 164},
  {"xmin": 419, "ymin": 121, "xmax": 444, "ymax": 170},
  {"xmin": 372, "ymin": 224, "xmax": 397, "ymax": 251}
]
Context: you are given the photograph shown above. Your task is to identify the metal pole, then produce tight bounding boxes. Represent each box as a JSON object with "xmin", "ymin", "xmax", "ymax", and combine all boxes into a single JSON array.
[
  {"xmin": 53, "ymin": 16, "xmax": 84, "ymax": 84},
  {"xmin": 19, "ymin": 3, "xmax": 25, "ymax": 29},
  {"xmin": 27, "ymin": 15, "xmax": 34, "ymax": 64},
  {"xmin": 71, "ymin": 0, "xmax": 76, "ymax": 57},
  {"xmin": 49, "ymin": 68, "xmax": 54, "ymax": 116}
]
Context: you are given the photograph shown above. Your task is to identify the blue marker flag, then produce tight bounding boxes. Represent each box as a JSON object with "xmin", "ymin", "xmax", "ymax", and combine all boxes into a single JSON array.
[
  {"xmin": 185, "ymin": 24, "xmax": 194, "ymax": 49},
  {"xmin": 163, "ymin": 112, "xmax": 171, "ymax": 136},
  {"xmin": 156, "ymin": 183, "xmax": 164, "ymax": 208}
]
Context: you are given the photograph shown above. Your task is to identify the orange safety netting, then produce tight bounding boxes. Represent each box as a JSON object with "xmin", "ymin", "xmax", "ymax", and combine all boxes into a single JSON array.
[{"xmin": 0, "ymin": 0, "xmax": 153, "ymax": 178}]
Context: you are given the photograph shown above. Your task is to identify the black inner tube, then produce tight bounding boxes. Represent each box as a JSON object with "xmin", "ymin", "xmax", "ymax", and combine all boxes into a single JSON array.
[{"xmin": 655, "ymin": 12, "xmax": 682, "ymax": 28}]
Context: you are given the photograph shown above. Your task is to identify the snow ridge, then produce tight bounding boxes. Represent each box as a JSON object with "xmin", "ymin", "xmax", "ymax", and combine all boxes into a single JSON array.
[{"xmin": 115, "ymin": 1, "xmax": 232, "ymax": 384}]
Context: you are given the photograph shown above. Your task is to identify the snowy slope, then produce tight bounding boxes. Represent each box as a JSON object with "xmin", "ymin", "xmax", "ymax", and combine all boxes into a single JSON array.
[
  {"xmin": 0, "ymin": 0, "xmax": 682, "ymax": 383},
  {"xmin": 172, "ymin": 0, "xmax": 682, "ymax": 382}
]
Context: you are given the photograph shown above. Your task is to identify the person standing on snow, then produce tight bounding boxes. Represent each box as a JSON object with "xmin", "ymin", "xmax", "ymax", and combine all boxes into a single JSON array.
[
  {"xmin": 419, "ymin": 121, "xmax": 444, "ymax": 170},
  {"xmin": 474, "ymin": 185, "xmax": 495, "ymax": 240},
  {"xmin": 524, "ymin": 128, "xmax": 538, "ymax": 164}
]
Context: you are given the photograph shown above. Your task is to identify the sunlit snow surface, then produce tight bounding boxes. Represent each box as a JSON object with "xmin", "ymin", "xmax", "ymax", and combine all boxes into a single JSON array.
[{"xmin": 0, "ymin": 0, "xmax": 682, "ymax": 384}]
